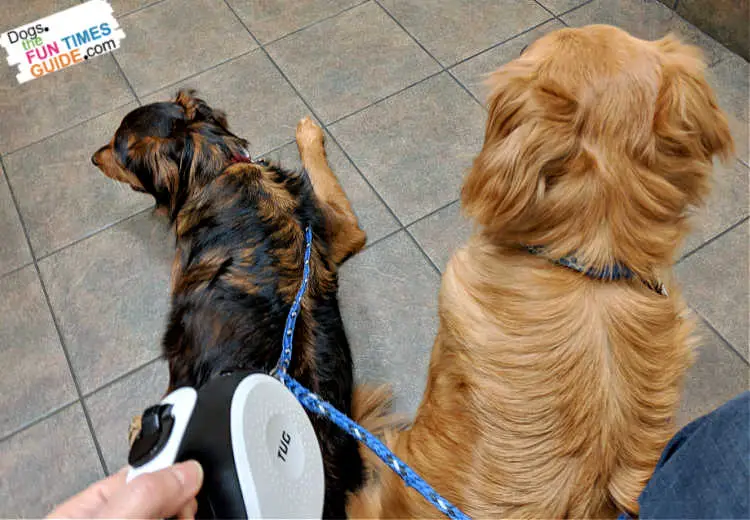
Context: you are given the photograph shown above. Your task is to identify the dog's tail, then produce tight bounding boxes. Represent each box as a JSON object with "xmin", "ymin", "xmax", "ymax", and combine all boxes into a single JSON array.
[
  {"xmin": 349, "ymin": 385, "xmax": 408, "ymax": 517},
  {"xmin": 352, "ymin": 384, "xmax": 408, "ymax": 466},
  {"xmin": 352, "ymin": 384, "xmax": 403, "ymax": 431}
]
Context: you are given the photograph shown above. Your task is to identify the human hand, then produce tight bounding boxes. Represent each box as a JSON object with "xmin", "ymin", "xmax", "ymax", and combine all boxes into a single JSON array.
[{"xmin": 48, "ymin": 460, "xmax": 203, "ymax": 519}]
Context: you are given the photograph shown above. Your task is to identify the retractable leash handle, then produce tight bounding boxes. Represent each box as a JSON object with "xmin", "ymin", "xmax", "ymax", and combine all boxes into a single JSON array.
[{"xmin": 126, "ymin": 372, "xmax": 325, "ymax": 519}]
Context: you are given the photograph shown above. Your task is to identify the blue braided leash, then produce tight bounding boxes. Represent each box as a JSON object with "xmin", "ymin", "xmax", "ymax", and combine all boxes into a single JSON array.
[
  {"xmin": 274, "ymin": 225, "xmax": 470, "ymax": 520},
  {"xmin": 273, "ymin": 225, "xmax": 314, "ymax": 376}
]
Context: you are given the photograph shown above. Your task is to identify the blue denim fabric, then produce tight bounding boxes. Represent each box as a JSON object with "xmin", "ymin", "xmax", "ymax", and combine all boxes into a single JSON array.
[{"xmin": 634, "ymin": 391, "xmax": 750, "ymax": 519}]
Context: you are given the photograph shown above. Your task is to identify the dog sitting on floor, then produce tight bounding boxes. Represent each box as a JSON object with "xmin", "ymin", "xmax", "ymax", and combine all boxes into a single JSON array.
[
  {"xmin": 349, "ymin": 25, "xmax": 732, "ymax": 518},
  {"xmin": 92, "ymin": 90, "xmax": 367, "ymax": 518}
]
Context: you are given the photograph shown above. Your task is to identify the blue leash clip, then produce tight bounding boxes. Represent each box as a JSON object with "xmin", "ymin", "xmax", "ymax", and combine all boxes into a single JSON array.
[{"xmin": 274, "ymin": 225, "xmax": 470, "ymax": 520}]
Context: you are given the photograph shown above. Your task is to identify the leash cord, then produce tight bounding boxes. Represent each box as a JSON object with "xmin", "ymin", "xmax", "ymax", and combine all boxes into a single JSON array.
[
  {"xmin": 273, "ymin": 226, "xmax": 313, "ymax": 376},
  {"xmin": 279, "ymin": 372, "xmax": 470, "ymax": 520},
  {"xmin": 274, "ymin": 226, "xmax": 471, "ymax": 520}
]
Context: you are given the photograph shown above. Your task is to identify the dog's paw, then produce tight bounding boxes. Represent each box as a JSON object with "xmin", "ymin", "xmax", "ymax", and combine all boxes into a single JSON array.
[
  {"xmin": 296, "ymin": 117, "xmax": 324, "ymax": 151},
  {"xmin": 128, "ymin": 415, "xmax": 142, "ymax": 446}
]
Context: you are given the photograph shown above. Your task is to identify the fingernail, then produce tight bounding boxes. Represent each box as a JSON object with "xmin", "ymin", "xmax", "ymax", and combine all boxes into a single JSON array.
[{"xmin": 174, "ymin": 460, "xmax": 203, "ymax": 490}]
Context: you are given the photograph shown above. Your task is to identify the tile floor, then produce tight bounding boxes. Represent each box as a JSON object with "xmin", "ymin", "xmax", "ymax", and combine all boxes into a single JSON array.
[{"xmin": 0, "ymin": 0, "xmax": 747, "ymax": 516}]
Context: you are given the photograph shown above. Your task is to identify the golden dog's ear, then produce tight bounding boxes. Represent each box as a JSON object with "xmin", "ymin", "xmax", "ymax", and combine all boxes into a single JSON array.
[
  {"xmin": 653, "ymin": 36, "xmax": 733, "ymax": 203},
  {"xmin": 462, "ymin": 63, "xmax": 578, "ymax": 232}
]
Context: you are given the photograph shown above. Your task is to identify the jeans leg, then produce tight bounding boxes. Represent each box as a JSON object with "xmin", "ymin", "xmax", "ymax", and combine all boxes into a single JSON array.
[{"xmin": 639, "ymin": 391, "xmax": 750, "ymax": 519}]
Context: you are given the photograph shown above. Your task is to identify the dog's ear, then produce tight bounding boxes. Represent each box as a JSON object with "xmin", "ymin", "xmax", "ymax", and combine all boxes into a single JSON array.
[
  {"xmin": 175, "ymin": 89, "xmax": 229, "ymax": 128},
  {"xmin": 653, "ymin": 35, "xmax": 733, "ymax": 204},
  {"xmin": 126, "ymin": 136, "xmax": 184, "ymax": 216},
  {"xmin": 462, "ymin": 62, "xmax": 578, "ymax": 232}
]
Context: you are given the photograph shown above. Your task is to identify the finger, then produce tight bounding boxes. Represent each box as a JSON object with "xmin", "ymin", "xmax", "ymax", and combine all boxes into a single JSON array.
[
  {"xmin": 98, "ymin": 460, "xmax": 203, "ymax": 519},
  {"xmin": 177, "ymin": 498, "xmax": 199, "ymax": 520},
  {"xmin": 48, "ymin": 469, "xmax": 128, "ymax": 518}
]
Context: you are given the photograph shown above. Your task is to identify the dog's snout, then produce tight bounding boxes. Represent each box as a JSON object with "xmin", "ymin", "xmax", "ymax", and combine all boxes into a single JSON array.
[{"xmin": 91, "ymin": 153, "xmax": 101, "ymax": 167}]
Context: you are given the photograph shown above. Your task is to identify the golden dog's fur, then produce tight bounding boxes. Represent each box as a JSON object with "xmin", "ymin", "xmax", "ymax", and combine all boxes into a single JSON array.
[{"xmin": 348, "ymin": 25, "xmax": 733, "ymax": 518}]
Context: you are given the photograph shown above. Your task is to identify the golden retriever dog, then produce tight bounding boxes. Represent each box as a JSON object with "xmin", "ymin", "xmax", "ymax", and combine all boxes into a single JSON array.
[{"xmin": 348, "ymin": 25, "xmax": 732, "ymax": 518}]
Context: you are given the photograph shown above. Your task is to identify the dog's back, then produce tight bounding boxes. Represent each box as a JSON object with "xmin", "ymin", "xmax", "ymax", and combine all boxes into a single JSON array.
[
  {"xmin": 349, "ymin": 25, "xmax": 732, "ymax": 518},
  {"xmin": 352, "ymin": 243, "xmax": 693, "ymax": 517},
  {"xmin": 428, "ymin": 241, "xmax": 693, "ymax": 517}
]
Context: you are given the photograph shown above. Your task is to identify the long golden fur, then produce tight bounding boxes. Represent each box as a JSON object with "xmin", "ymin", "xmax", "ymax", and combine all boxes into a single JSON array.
[{"xmin": 349, "ymin": 25, "xmax": 733, "ymax": 518}]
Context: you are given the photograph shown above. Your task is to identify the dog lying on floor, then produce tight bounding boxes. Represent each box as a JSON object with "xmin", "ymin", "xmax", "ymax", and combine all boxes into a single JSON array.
[
  {"xmin": 92, "ymin": 90, "xmax": 367, "ymax": 518},
  {"xmin": 349, "ymin": 25, "xmax": 732, "ymax": 518}
]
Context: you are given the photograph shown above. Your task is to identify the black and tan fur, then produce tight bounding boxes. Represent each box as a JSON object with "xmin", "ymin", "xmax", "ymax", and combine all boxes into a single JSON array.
[{"xmin": 92, "ymin": 90, "xmax": 367, "ymax": 517}]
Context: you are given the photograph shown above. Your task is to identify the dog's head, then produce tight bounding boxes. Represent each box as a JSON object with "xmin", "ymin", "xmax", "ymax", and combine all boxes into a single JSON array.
[
  {"xmin": 462, "ymin": 25, "xmax": 733, "ymax": 273},
  {"xmin": 92, "ymin": 89, "xmax": 248, "ymax": 219}
]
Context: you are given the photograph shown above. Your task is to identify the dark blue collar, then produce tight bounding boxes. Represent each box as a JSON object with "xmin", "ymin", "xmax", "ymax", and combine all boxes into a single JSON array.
[{"xmin": 525, "ymin": 245, "xmax": 667, "ymax": 296}]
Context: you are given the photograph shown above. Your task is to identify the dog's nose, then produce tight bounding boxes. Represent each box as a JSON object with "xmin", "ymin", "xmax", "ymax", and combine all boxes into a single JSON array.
[{"xmin": 91, "ymin": 154, "xmax": 99, "ymax": 166}]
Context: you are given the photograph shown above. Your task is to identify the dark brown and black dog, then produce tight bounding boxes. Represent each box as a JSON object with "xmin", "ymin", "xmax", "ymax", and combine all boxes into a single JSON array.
[{"xmin": 92, "ymin": 90, "xmax": 367, "ymax": 518}]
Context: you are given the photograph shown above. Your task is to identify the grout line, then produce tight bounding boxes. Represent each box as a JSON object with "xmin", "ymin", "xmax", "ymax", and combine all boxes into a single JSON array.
[
  {"xmin": 369, "ymin": 1, "xmax": 487, "ymax": 110},
  {"xmin": 81, "ymin": 356, "xmax": 163, "ymax": 399},
  {"xmin": 445, "ymin": 68, "xmax": 484, "ymax": 107},
  {"xmin": 404, "ymin": 227, "xmax": 442, "ymax": 276},
  {"xmin": 532, "ymin": 0, "xmax": 569, "ymax": 27},
  {"xmin": 119, "ymin": 0, "xmax": 169, "ymax": 18},
  {"xmin": 0, "ymin": 400, "xmax": 80, "ymax": 444},
  {"xmin": 322, "ymin": 131, "xmax": 402, "ymax": 222},
  {"xmin": 0, "ymin": 156, "xmax": 108, "ymax": 474},
  {"xmin": 3, "ymin": 101, "xmax": 136, "ymax": 157},
  {"xmin": 445, "ymin": 17, "xmax": 559, "ymax": 71},
  {"xmin": 137, "ymin": 48, "xmax": 258, "ymax": 100},
  {"xmin": 262, "ymin": 0, "xmax": 370, "ymax": 47},
  {"xmin": 326, "ymin": 70, "xmax": 443, "ymax": 126},
  {"xmin": 37, "ymin": 206, "xmax": 154, "ymax": 262},
  {"xmin": 677, "ymin": 215, "xmax": 749, "ymax": 264},
  {"xmin": 0, "ymin": 357, "xmax": 163, "ymax": 446},
  {"xmin": 256, "ymin": 138, "xmax": 297, "ymax": 160},
  {"xmin": 371, "ymin": 0, "xmax": 497, "ymax": 113},
  {"xmin": 110, "ymin": 54, "xmax": 142, "ymax": 105},
  {"xmin": 707, "ymin": 50, "xmax": 731, "ymax": 69},
  {"xmin": 442, "ymin": 16, "xmax": 574, "ymax": 109},
  {"xmin": 556, "ymin": 0, "xmax": 594, "ymax": 18},
  {"xmin": 695, "ymin": 312, "xmax": 750, "ymax": 367},
  {"xmin": 321, "ymin": 129, "xmax": 403, "ymax": 221},
  {"xmin": 0, "ymin": 261, "xmax": 35, "ymax": 282},
  {"xmin": 352, "ymin": 224, "xmax": 444, "ymax": 270},
  {"xmin": 361, "ymin": 226, "xmax": 404, "ymax": 252},
  {"xmin": 405, "ymin": 198, "xmax": 461, "ymax": 229},
  {"xmin": 372, "ymin": 0, "xmax": 445, "ymax": 69}
]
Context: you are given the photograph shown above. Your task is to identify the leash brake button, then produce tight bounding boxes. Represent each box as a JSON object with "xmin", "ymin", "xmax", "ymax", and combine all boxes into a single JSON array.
[{"xmin": 128, "ymin": 404, "xmax": 175, "ymax": 468}]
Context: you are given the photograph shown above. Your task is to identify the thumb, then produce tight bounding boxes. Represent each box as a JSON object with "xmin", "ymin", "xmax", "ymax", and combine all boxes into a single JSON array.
[{"xmin": 99, "ymin": 461, "xmax": 203, "ymax": 519}]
